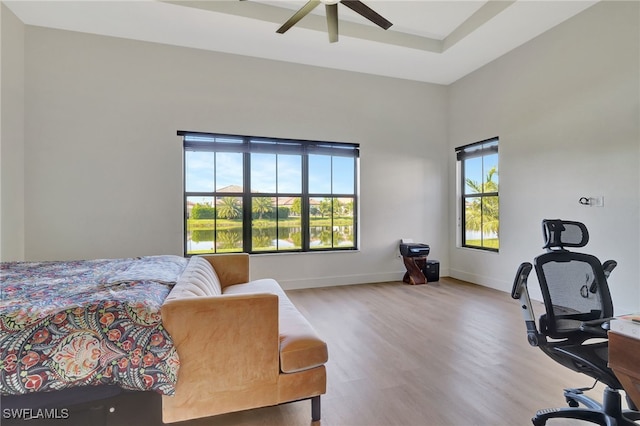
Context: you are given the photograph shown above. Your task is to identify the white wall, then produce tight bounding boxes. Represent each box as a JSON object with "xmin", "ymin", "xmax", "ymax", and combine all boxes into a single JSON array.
[
  {"xmin": 448, "ymin": 1, "xmax": 640, "ymax": 313},
  {"xmin": 0, "ymin": 3, "xmax": 25, "ymax": 261},
  {"xmin": 19, "ymin": 26, "xmax": 449, "ymax": 287}
]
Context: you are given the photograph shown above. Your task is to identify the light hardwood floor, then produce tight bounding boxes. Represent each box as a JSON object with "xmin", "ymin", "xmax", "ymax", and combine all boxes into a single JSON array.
[{"xmin": 182, "ymin": 277, "xmax": 632, "ymax": 426}]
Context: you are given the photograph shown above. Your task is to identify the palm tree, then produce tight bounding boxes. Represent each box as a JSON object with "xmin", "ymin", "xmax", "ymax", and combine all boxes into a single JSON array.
[
  {"xmin": 252, "ymin": 229, "xmax": 274, "ymax": 250},
  {"xmin": 217, "ymin": 197, "xmax": 241, "ymax": 219},
  {"xmin": 217, "ymin": 231, "xmax": 240, "ymax": 250},
  {"xmin": 253, "ymin": 197, "xmax": 273, "ymax": 220},
  {"xmin": 290, "ymin": 198, "xmax": 301, "ymax": 216},
  {"xmin": 465, "ymin": 166, "xmax": 499, "ymax": 238},
  {"xmin": 332, "ymin": 199, "xmax": 343, "ymax": 217},
  {"xmin": 342, "ymin": 199, "xmax": 354, "ymax": 217},
  {"xmin": 318, "ymin": 198, "xmax": 332, "ymax": 218}
]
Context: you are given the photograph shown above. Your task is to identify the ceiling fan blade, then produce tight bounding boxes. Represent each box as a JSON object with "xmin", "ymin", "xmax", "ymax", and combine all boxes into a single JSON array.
[
  {"xmin": 341, "ymin": 0, "xmax": 392, "ymax": 30},
  {"xmin": 276, "ymin": 0, "xmax": 322, "ymax": 34},
  {"xmin": 326, "ymin": 3, "xmax": 338, "ymax": 43}
]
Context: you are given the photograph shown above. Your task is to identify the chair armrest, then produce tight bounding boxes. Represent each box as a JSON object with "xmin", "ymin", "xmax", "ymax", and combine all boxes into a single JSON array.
[
  {"xmin": 160, "ymin": 293, "xmax": 279, "ymax": 423},
  {"xmin": 579, "ymin": 318, "xmax": 612, "ymax": 338},
  {"xmin": 199, "ymin": 253, "xmax": 250, "ymax": 288}
]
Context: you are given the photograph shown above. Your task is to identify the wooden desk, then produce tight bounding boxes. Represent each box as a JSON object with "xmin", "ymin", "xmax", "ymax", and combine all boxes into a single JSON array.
[{"xmin": 608, "ymin": 331, "xmax": 640, "ymax": 408}]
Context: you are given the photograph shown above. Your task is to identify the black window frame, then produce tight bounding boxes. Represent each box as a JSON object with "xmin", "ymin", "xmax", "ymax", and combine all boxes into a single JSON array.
[
  {"xmin": 180, "ymin": 131, "xmax": 359, "ymax": 256},
  {"xmin": 455, "ymin": 137, "xmax": 499, "ymax": 252}
]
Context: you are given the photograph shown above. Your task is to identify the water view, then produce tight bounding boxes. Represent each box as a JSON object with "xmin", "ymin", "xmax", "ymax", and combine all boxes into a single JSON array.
[
  {"xmin": 186, "ymin": 196, "xmax": 355, "ymax": 254},
  {"xmin": 187, "ymin": 224, "xmax": 355, "ymax": 254}
]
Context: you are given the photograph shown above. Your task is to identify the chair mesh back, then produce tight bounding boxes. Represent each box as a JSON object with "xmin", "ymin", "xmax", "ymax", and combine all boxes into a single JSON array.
[
  {"xmin": 535, "ymin": 252, "xmax": 613, "ymax": 338},
  {"xmin": 542, "ymin": 219, "xmax": 589, "ymax": 250}
]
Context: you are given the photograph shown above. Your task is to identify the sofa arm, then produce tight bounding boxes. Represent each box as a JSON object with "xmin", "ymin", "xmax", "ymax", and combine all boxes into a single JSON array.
[
  {"xmin": 160, "ymin": 292, "xmax": 279, "ymax": 423},
  {"xmin": 200, "ymin": 253, "xmax": 249, "ymax": 289}
]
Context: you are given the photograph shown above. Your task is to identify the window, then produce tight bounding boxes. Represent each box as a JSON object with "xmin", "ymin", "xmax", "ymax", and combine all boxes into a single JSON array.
[
  {"xmin": 181, "ymin": 131, "xmax": 359, "ymax": 255},
  {"xmin": 456, "ymin": 137, "xmax": 499, "ymax": 251}
]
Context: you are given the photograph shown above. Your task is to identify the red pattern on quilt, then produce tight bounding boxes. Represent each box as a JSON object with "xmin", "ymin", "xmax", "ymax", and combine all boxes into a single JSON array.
[{"xmin": 0, "ymin": 256, "xmax": 186, "ymax": 396}]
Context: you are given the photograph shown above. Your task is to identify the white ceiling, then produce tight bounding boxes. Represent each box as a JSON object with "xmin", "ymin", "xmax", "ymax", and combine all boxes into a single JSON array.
[{"xmin": 3, "ymin": 0, "xmax": 599, "ymax": 85}]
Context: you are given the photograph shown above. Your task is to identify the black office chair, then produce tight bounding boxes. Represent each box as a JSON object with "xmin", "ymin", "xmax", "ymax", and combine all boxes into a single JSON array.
[{"xmin": 512, "ymin": 219, "xmax": 640, "ymax": 425}]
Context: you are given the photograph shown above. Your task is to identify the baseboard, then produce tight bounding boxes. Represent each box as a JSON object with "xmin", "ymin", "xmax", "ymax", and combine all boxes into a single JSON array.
[
  {"xmin": 448, "ymin": 268, "xmax": 510, "ymax": 293},
  {"xmin": 278, "ymin": 271, "xmax": 403, "ymax": 290},
  {"xmin": 278, "ymin": 266, "xmax": 451, "ymax": 290}
]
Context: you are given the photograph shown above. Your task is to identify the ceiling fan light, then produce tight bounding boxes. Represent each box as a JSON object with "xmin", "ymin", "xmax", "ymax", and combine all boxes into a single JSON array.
[{"xmin": 320, "ymin": 0, "xmax": 340, "ymax": 4}]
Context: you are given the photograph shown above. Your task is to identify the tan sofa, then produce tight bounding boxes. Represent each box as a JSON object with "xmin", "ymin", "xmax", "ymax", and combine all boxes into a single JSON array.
[{"xmin": 159, "ymin": 253, "xmax": 328, "ymax": 424}]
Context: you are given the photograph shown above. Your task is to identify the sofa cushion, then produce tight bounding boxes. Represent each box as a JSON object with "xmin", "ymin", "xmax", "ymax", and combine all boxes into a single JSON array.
[
  {"xmin": 165, "ymin": 256, "xmax": 222, "ymax": 301},
  {"xmin": 223, "ymin": 279, "xmax": 328, "ymax": 374}
]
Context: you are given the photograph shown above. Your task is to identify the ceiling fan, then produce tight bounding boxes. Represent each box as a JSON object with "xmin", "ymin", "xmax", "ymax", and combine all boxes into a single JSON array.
[{"xmin": 276, "ymin": 0, "xmax": 393, "ymax": 43}]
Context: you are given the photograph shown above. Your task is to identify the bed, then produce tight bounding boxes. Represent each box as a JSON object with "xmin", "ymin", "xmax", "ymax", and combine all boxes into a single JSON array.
[
  {"xmin": 1, "ymin": 254, "xmax": 328, "ymax": 424},
  {"xmin": 0, "ymin": 255, "xmax": 187, "ymax": 399}
]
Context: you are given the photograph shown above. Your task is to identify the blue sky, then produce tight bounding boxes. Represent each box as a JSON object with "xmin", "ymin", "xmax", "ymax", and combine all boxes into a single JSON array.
[
  {"xmin": 464, "ymin": 152, "xmax": 498, "ymax": 193},
  {"xmin": 186, "ymin": 152, "xmax": 355, "ymax": 195}
]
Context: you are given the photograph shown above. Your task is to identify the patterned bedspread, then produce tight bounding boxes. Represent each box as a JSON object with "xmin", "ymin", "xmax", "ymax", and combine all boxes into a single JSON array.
[{"xmin": 0, "ymin": 255, "xmax": 188, "ymax": 396}]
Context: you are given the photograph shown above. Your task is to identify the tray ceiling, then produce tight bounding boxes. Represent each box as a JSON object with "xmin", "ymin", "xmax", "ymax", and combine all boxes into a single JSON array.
[{"xmin": 3, "ymin": 0, "xmax": 599, "ymax": 84}]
